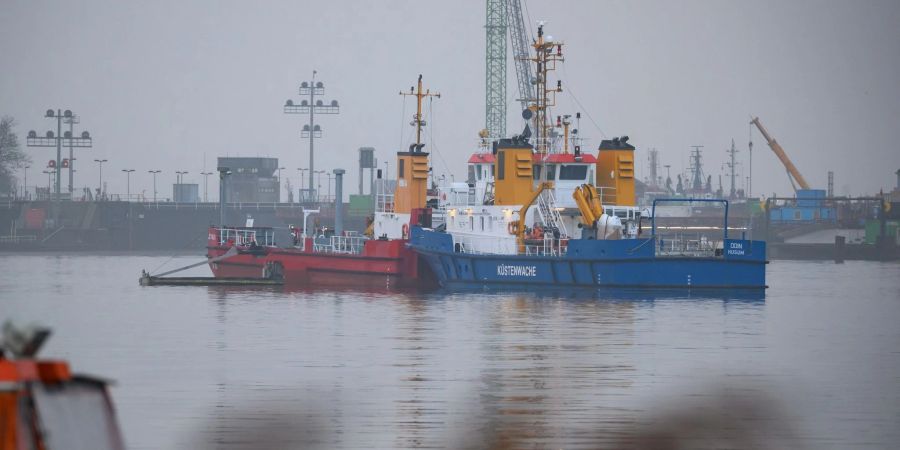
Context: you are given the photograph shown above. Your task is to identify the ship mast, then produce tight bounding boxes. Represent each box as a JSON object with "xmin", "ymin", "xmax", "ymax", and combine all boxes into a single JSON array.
[
  {"xmin": 400, "ymin": 74, "xmax": 441, "ymax": 152},
  {"xmin": 529, "ymin": 23, "xmax": 564, "ymax": 155}
]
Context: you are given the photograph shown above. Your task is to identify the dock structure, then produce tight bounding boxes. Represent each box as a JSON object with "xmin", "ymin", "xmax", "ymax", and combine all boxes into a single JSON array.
[
  {"xmin": 138, "ymin": 248, "xmax": 284, "ymax": 286},
  {"xmin": 139, "ymin": 274, "xmax": 283, "ymax": 287}
]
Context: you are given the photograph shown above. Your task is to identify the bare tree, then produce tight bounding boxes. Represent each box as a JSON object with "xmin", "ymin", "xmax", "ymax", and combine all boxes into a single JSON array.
[{"xmin": 0, "ymin": 116, "xmax": 29, "ymax": 194}]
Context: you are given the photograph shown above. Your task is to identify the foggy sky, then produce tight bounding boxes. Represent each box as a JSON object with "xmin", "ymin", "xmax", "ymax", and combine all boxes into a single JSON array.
[{"xmin": 2, "ymin": 0, "xmax": 899, "ymax": 200}]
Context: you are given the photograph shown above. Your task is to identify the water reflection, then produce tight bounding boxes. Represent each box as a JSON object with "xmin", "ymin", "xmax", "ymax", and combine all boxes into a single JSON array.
[
  {"xmin": 5, "ymin": 255, "xmax": 897, "ymax": 449},
  {"xmin": 181, "ymin": 285, "xmax": 770, "ymax": 449},
  {"xmin": 440, "ymin": 286, "xmax": 766, "ymax": 303}
]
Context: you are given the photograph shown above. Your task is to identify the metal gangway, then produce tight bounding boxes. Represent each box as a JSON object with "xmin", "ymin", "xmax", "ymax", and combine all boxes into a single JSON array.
[{"xmin": 536, "ymin": 189, "xmax": 568, "ymax": 237}]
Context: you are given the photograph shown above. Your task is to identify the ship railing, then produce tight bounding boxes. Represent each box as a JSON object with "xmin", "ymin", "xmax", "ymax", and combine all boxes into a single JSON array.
[
  {"xmin": 650, "ymin": 198, "xmax": 731, "ymax": 258},
  {"xmin": 654, "ymin": 232, "xmax": 722, "ymax": 258},
  {"xmin": 597, "ymin": 186, "xmax": 617, "ymax": 205},
  {"xmin": 450, "ymin": 233, "xmax": 569, "ymax": 257},
  {"xmin": 523, "ymin": 235, "xmax": 569, "ymax": 257},
  {"xmin": 451, "ymin": 234, "xmax": 516, "ymax": 255},
  {"xmin": 431, "ymin": 209, "xmax": 446, "ymax": 228},
  {"xmin": 444, "ymin": 189, "xmax": 474, "ymax": 206},
  {"xmin": 216, "ymin": 227, "xmax": 276, "ymax": 247},
  {"xmin": 0, "ymin": 235, "xmax": 37, "ymax": 243},
  {"xmin": 603, "ymin": 204, "xmax": 641, "ymax": 221},
  {"xmin": 314, "ymin": 234, "xmax": 367, "ymax": 254},
  {"xmin": 142, "ymin": 201, "xmax": 310, "ymax": 210}
]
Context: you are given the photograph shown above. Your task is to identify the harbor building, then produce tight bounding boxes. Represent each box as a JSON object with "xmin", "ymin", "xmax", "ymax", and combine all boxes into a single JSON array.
[
  {"xmin": 217, "ymin": 157, "xmax": 280, "ymax": 203},
  {"xmin": 173, "ymin": 183, "xmax": 200, "ymax": 203}
]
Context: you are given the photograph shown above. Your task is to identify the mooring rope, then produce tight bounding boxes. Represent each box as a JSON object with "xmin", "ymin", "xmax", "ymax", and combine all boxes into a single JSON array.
[{"xmin": 148, "ymin": 232, "xmax": 208, "ymax": 275}]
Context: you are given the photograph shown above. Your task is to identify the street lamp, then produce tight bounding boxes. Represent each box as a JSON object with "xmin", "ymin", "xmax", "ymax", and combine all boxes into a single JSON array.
[
  {"xmin": 148, "ymin": 170, "xmax": 161, "ymax": 202},
  {"xmin": 93, "ymin": 159, "xmax": 108, "ymax": 200},
  {"xmin": 297, "ymin": 168, "xmax": 308, "ymax": 187},
  {"xmin": 200, "ymin": 171, "xmax": 213, "ymax": 202},
  {"xmin": 276, "ymin": 166, "xmax": 286, "ymax": 203},
  {"xmin": 26, "ymin": 109, "xmax": 92, "ymax": 200},
  {"xmin": 217, "ymin": 167, "xmax": 232, "ymax": 227},
  {"xmin": 314, "ymin": 170, "xmax": 325, "ymax": 201},
  {"xmin": 42, "ymin": 169, "xmax": 55, "ymax": 199},
  {"xmin": 22, "ymin": 165, "xmax": 30, "ymax": 200},
  {"xmin": 326, "ymin": 172, "xmax": 334, "ymax": 201},
  {"xmin": 174, "ymin": 171, "xmax": 189, "ymax": 203},
  {"xmin": 284, "ymin": 70, "xmax": 340, "ymax": 196},
  {"xmin": 121, "ymin": 169, "xmax": 135, "ymax": 201},
  {"xmin": 297, "ymin": 168, "xmax": 309, "ymax": 201}
]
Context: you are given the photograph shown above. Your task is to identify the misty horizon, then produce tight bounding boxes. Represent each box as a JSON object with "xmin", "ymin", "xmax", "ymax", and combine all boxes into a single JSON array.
[{"xmin": 2, "ymin": 0, "xmax": 899, "ymax": 200}]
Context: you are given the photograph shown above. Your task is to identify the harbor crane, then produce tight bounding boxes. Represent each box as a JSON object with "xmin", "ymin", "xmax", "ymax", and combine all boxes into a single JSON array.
[
  {"xmin": 750, "ymin": 116, "xmax": 810, "ymax": 192},
  {"xmin": 484, "ymin": 0, "xmax": 535, "ymax": 139},
  {"xmin": 506, "ymin": 0, "xmax": 535, "ymax": 113}
]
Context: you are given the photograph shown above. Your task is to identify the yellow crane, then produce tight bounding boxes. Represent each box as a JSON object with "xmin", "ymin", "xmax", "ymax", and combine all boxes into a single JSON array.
[
  {"xmin": 750, "ymin": 116, "xmax": 811, "ymax": 191},
  {"xmin": 509, "ymin": 182, "xmax": 553, "ymax": 252},
  {"xmin": 572, "ymin": 184, "xmax": 604, "ymax": 227}
]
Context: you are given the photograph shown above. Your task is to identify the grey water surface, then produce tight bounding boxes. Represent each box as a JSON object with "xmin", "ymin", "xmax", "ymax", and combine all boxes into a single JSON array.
[{"xmin": 1, "ymin": 254, "xmax": 898, "ymax": 449}]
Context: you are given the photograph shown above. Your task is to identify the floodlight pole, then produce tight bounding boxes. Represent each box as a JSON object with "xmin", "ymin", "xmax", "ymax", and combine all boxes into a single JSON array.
[
  {"xmin": 55, "ymin": 113, "xmax": 61, "ymax": 196},
  {"xmin": 26, "ymin": 109, "xmax": 92, "ymax": 201},
  {"xmin": 64, "ymin": 114, "xmax": 80, "ymax": 195},
  {"xmin": 284, "ymin": 71, "xmax": 340, "ymax": 200},
  {"xmin": 307, "ymin": 81, "xmax": 314, "ymax": 194}
]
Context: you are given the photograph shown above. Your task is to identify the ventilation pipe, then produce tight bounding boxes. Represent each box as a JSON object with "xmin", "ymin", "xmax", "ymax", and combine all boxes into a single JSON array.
[{"xmin": 333, "ymin": 168, "xmax": 345, "ymax": 236}]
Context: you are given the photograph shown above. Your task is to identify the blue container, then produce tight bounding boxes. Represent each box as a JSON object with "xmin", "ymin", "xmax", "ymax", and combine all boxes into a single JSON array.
[
  {"xmin": 797, "ymin": 189, "xmax": 826, "ymax": 207},
  {"xmin": 770, "ymin": 205, "xmax": 836, "ymax": 223}
]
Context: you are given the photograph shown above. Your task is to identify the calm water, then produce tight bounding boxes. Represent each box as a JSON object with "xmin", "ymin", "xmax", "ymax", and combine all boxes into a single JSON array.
[{"xmin": 1, "ymin": 253, "xmax": 899, "ymax": 449}]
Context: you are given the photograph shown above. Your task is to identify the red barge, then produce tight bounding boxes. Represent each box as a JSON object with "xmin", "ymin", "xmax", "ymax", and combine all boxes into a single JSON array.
[
  {"xmin": 206, "ymin": 217, "xmax": 433, "ymax": 289},
  {"xmin": 206, "ymin": 75, "xmax": 439, "ymax": 289}
]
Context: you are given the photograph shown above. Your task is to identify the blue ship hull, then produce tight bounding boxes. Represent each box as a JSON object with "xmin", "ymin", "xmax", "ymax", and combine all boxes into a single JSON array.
[{"xmin": 409, "ymin": 227, "xmax": 767, "ymax": 289}]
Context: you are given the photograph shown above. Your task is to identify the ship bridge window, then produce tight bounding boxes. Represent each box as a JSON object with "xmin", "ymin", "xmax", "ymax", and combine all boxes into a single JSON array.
[
  {"xmin": 559, "ymin": 164, "xmax": 588, "ymax": 180},
  {"xmin": 533, "ymin": 165, "xmax": 556, "ymax": 181},
  {"xmin": 399, "ymin": 159, "xmax": 406, "ymax": 179},
  {"xmin": 468, "ymin": 165, "xmax": 476, "ymax": 183}
]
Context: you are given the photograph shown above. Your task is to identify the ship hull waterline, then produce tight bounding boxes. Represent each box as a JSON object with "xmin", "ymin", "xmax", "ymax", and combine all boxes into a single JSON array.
[
  {"xmin": 409, "ymin": 227, "xmax": 767, "ymax": 290},
  {"xmin": 207, "ymin": 240, "xmax": 436, "ymax": 289}
]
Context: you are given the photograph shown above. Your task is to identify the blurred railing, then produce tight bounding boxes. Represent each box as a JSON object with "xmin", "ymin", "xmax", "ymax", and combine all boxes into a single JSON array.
[
  {"xmin": 523, "ymin": 236, "xmax": 569, "ymax": 257},
  {"xmin": 654, "ymin": 232, "xmax": 721, "ymax": 258},
  {"xmin": 313, "ymin": 234, "xmax": 367, "ymax": 254}
]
